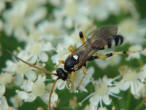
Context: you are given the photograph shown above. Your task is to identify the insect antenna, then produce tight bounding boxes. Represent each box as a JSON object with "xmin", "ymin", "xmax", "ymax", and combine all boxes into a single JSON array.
[
  {"xmin": 49, "ymin": 78, "xmax": 59, "ymax": 110},
  {"xmin": 6, "ymin": 50, "xmax": 57, "ymax": 76}
]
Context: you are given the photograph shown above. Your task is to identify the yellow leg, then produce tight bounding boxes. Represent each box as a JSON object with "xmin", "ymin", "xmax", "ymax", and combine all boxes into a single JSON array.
[
  {"xmin": 98, "ymin": 51, "xmax": 127, "ymax": 59},
  {"xmin": 55, "ymin": 60, "xmax": 65, "ymax": 68},
  {"xmin": 68, "ymin": 45, "xmax": 75, "ymax": 53},
  {"xmin": 79, "ymin": 32, "xmax": 88, "ymax": 44},
  {"xmin": 88, "ymin": 51, "xmax": 127, "ymax": 61},
  {"xmin": 58, "ymin": 60, "xmax": 65, "ymax": 64},
  {"xmin": 77, "ymin": 66, "xmax": 86, "ymax": 89},
  {"xmin": 71, "ymin": 72, "xmax": 75, "ymax": 89}
]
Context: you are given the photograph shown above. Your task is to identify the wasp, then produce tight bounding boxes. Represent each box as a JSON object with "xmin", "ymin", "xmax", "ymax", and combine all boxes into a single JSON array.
[{"xmin": 9, "ymin": 25, "xmax": 143, "ymax": 110}]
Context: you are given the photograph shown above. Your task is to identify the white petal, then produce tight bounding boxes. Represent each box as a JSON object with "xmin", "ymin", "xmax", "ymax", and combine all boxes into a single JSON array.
[
  {"xmin": 98, "ymin": 107, "xmax": 107, "ymax": 110},
  {"xmin": 56, "ymin": 80, "xmax": 66, "ymax": 90},
  {"xmin": 51, "ymin": 92, "xmax": 58, "ymax": 105},
  {"xmin": 42, "ymin": 42, "xmax": 53, "ymax": 51},
  {"xmin": 10, "ymin": 95, "xmax": 23, "ymax": 108},
  {"xmin": 32, "ymin": 81, "xmax": 45, "ymax": 96},
  {"xmin": 16, "ymin": 91, "xmax": 36, "ymax": 102},
  {"xmin": 0, "ymin": 84, "xmax": 5, "ymax": 97},
  {"xmin": 89, "ymin": 95, "xmax": 99, "ymax": 107},
  {"xmin": 102, "ymin": 95, "xmax": 111, "ymax": 105},
  {"xmin": 0, "ymin": 96, "xmax": 9, "ymax": 110},
  {"xmin": 25, "ymin": 71, "xmax": 37, "ymax": 81},
  {"xmin": 119, "ymin": 81, "xmax": 130, "ymax": 91},
  {"xmin": 14, "ymin": 74, "xmax": 24, "ymax": 86},
  {"xmin": 90, "ymin": 96, "xmax": 99, "ymax": 110},
  {"xmin": 40, "ymin": 93, "xmax": 49, "ymax": 104},
  {"xmin": 39, "ymin": 52, "xmax": 48, "ymax": 62},
  {"xmin": 37, "ymin": 75, "xmax": 46, "ymax": 82}
]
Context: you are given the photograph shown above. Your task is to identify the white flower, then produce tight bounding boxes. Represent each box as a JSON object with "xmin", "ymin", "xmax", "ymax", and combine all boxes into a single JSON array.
[
  {"xmin": 90, "ymin": 76, "xmax": 119, "ymax": 108},
  {"xmin": 86, "ymin": 0, "xmax": 110, "ymax": 20},
  {"xmin": 3, "ymin": 0, "xmax": 47, "ymax": 41},
  {"xmin": 25, "ymin": 71, "xmax": 37, "ymax": 82},
  {"xmin": 21, "ymin": 80, "xmax": 33, "ymax": 92},
  {"xmin": 136, "ymin": 83, "xmax": 146, "ymax": 98},
  {"xmin": 118, "ymin": 66, "xmax": 144, "ymax": 95},
  {"xmin": 51, "ymin": 44, "xmax": 70, "ymax": 65},
  {"xmin": 3, "ymin": 1, "xmax": 27, "ymax": 37},
  {"xmin": 10, "ymin": 95, "xmax": 23, "ymax": 108},
  {"xmin": 86, "ymin": 0, "xmax": 137, "ymax": 20},
  {"xmin": 0, "ymin": 72, "xmax": 13, "ymax": 85},
  {"xmin": 140, "ymin": 65, "xmax": 146, "ymax": 81},
  {"xmin": 0, "ymin": 96, "xmax": 17, "ymax": 110},
  {"xmin": 73, "ymin": 67, "xmax": 94, "ymax": 92},
  {"xmin": 23, "ymin": 0, "xmax": 46, "ymax": 15},
  {"xmin": 37, "ymin": 20, "xmax": 64, "ymax": 38},
  {"xmin": 141, "ymin": 48, "xmax": 146, "ymax": 56},
  {"xmin": 0, "ymin": 84, "xmax": 5, "ymax": 97},
  {"xmin": 49, "ymin": 0, "xmax": 62, "ymax": 6},
  {"xmin": 54, "ymin": 0, "xmax": 89, "ymax": 28},
  {"xmin": 16, "ymin": 90, "xmax": 36, "ymax": 102},
  {"xmin": 56, "ymin": 79, "xmax": 66, "ymax": 90},
  {"xmin": 80, "ymin": 76, "xmax": 120, "ymax": 110},
  {"xmin": 49, "ymin": 92, "xmax": 58, "ymax": 108},
  {"xmin": 25, "ymin": 42, "xmax": 50, "ymax": 63},
  {"xmin": 32, "ymin": 80, "xmax": 46, "ymax": 96},
  {"xmin": 98, "ymin": 107, "xmax": 107, "ymax": 110},
  {"xmin": 0, "ymin": 0, "xmax": 5, "ymax": 14},
  {"xmin": 119, "ymin": 18, "xmax": 146, "ymax": 44},
  {"xmin": 16, "ymin": 75, "xmax": 49, "ymax": 103},
  {"xmin": 14, "ymin": 62, "xmax": 32, "ymax": 75},
  {"xmin": 4, "ymin": 51, "xmax": 33, "ymax": 75},
  {"xmin": 126, "ymin": 45, "xmax": 143, "ymax": 60}
]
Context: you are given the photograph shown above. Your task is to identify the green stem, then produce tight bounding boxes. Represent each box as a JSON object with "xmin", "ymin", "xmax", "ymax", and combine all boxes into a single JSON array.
[
  {"xmin": 134, "ymin": 100, "xmax": 145, "ymax": 110},
  {"xmin": 126, "ymin": 90, "xmax": 131, "ymax": 110}
]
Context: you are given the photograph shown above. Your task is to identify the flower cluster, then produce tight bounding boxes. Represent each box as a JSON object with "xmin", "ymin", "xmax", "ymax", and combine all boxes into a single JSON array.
[{"xmin": 0, "ymin": 0, "xmax": 146, "ymax": 110}]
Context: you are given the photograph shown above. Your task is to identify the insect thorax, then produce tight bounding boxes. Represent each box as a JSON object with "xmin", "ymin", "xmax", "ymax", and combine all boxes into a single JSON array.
[{"xmin": 64, "ymin": 55, "xmax": 79, "ymax": 72}]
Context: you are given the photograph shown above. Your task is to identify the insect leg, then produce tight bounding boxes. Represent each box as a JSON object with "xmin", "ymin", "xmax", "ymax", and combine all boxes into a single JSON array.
[
  {"xmin": 71, "ymin": 71, "xmax": 75, "ymax": 89},
  {"xmin": 58, "ymin": 60, "xmax": 65, "ymax": 64},
  {"xmin": 77, "ymin": 65, "xmax": 86, "ymax": 89},
  {"xmin": 88, "ymin": 49, "xmax": 146, "ymax": 60},
  {"xmin": 88, "ymin": 51, "xmax": 127, "ymax": 60},
  {"xmin": 55, "ymin": 60, "xmax": 65, "ymax": 68},
  {"xmin": 79, "ymin": 31, "xmax": 88, "ymax": 44},
  {"xmin": 68, "ymin": 45, "xmax": 75, "ymax": 53}
]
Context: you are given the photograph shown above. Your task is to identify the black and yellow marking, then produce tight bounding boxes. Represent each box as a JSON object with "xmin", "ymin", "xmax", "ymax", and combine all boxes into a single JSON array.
[
  {"xmin": 98, "ymin": 51, "xmax": 127, "ymax": 59},
  {"xmin": 79, "ymin": 31, "xmax": 85, "ymax": 44},
  {"xmin": 88, "ymin": 51, "xmax": 128, "ymax": 61},
  {"xmin": 79, "ymin": 31, "xmax": 88, "ymax": 44},
  {"xmin": 113, "ymin": 35, "xmax": 124, "ymax": 46}
]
